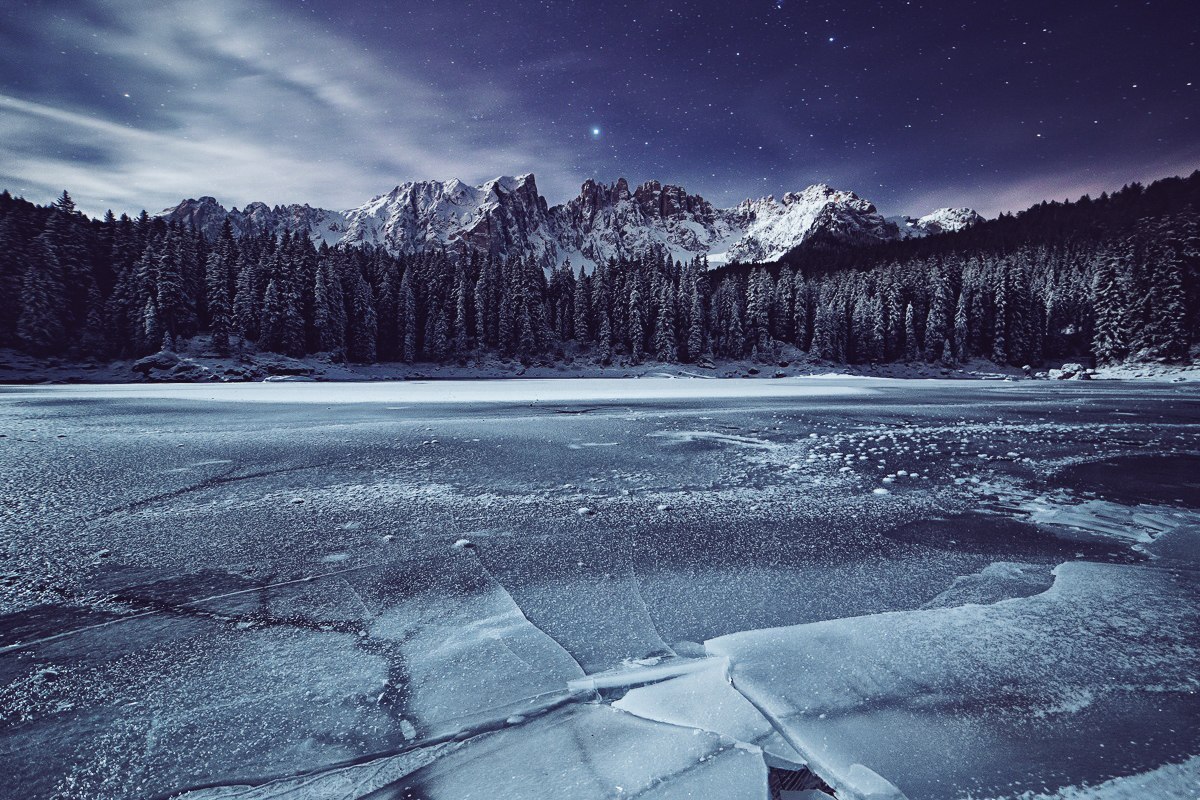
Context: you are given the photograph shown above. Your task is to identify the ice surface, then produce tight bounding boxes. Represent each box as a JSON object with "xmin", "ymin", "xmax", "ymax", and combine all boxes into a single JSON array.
[
  {"xmin": 3, "ymin": 379, "xmax": 1199, "ymax": 799},
  {"xmin": 365, "ymin": 704, "xmax": 768, "ymax": 800},
  {"xmin": 707, "ymin": 561, "xmax": 1200, "ymax": 800},
  {"xmin": 0, "ymin": 377, "xmax": 874, "ymax": 405},
  {"xmin": 1019, "ymin": 495, "xmax": 1200, "ymax": 547},
  {"xmin": 978, "ymin": 755, "xmax": 1200, "ymax": 799},
  {"xmin": 613, "ymin": 657, "xmax": 805, "ymax": 766},
  {"xmin": 920, "ymin": 561, "xmax": 1055, "ymax": 608},
  {"xmin": 174, "ymin": 744, "xmax": 453, "ymax": 800},
  {"xmin": 2, "ymin": 618, "xmax": 404, "ymax": 799},
  {"xmin": 364, "ymin": 547, "xmax": 586, "ymax": 732}
]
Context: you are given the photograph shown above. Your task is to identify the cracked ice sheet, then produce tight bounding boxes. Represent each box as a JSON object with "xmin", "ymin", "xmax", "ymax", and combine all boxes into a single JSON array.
[
  {"xmin": 173, "ymin": 744, "xmax": 454, "ymax": 800},
  {"xmin": 706, "ymin": 561, "xmax": 1200, "ymax": 800},
  {"xmin": 0, "ymin": 617, "xmax": 400, "ymax": 800},
  {"xmin": 613, "ymin": 657, "xmax": 805, "ymax": 767},
  {"xmin": 367, "ymin": 704, "xmax": 768, "ymax": 800},
  {"xmin": 364, "ymin": 548, "xmax": 585, "ymax": 732},
  {"xmin": 0, "ymin": 549, "xmax": 582, "ymax": 799}
]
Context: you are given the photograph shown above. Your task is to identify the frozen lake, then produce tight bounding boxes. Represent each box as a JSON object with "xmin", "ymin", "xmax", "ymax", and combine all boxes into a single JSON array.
[{"xmin": 1, "ymin": 378, "xmax": 1198, "ymax": 800}]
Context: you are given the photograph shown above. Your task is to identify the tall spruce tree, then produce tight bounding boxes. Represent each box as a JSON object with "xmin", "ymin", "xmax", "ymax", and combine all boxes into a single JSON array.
[{"xmin": 17, "ymin": 233, "xmax": 66, "ymax": 354}]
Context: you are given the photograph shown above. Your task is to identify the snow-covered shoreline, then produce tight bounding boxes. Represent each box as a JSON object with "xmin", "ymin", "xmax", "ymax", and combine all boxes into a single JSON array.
[
  {"xmin": 0, "ymin": 378, "xmax": 880, "ymax": 404},
  {"xmin": 2, "ymin": 347, "xmax": 1196, "ymax": 386}
]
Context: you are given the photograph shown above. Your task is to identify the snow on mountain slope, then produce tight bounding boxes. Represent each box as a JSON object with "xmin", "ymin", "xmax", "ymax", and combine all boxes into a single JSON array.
[
  {"xmin": 159, "ymin": 196, "xmax": 347, "ymax": 245},
  {"xmin": 888, "ymin": 207, "xmax": 983, "ymax": 239},
  {"xmin": 713, "ymin": 184, "xmax": 901, "ymax": 264},
  {"xmin": 161, "ymin": 177, "xmax": 980, "ymax": 270},
  {"xmin": 552, "ymin": 178, "xmax": 744, "ymax": 267},
  {"xmin": 337, "ymin": 174, "xmax": 560, "ymax": 267}
]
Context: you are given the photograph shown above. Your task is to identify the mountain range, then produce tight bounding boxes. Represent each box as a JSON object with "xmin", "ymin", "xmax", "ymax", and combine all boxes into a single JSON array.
[{"xmin": 160, "ymin": 174, "xmax": 981, "ymax": 270}]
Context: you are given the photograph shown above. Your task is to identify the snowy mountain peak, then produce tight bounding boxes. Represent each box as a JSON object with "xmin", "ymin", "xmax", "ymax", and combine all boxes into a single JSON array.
[
  {"xmin": 889, "ymin": 206, "xmax": 984, "ymax": 238},
  {"xmin": 481, "ymin": 173, "xmax": 535, "ymax": 196},
  {"xmin": 916, "ymin": 207, "xmax": 982, "ymax": 234}
]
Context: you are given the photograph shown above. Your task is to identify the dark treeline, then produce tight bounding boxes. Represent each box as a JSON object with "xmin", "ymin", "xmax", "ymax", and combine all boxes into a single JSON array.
[{"xmin": 2, "ymin": 172, "xmax": 1198, "ymax": 369}]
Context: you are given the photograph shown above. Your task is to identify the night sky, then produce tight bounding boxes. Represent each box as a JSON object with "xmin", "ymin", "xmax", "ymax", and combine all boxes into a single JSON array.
[{"xmin": 0, "ymin": 0, "xmax": 1196, "ymax": 218}]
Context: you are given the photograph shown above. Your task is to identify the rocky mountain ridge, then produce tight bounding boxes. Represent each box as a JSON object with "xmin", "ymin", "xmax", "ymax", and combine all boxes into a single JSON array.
[{"xmin": 161, "ymin": 174, "xmax": 980, "ymax": 269}]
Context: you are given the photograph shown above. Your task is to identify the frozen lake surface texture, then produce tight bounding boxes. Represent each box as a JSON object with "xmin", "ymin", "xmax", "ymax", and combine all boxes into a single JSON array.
[{"xmin": 1, "ymin": 378, "xmax": 1198, "ymax": 800}]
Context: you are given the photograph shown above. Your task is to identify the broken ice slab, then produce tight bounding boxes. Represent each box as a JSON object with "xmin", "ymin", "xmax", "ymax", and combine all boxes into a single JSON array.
[
  {"xmin": 707, "ymin": 561, "xmax": 1200, "ymax": 800},
  {"xmin": 367, "ymin": 703, "xmax": 769, "ymax": 799},
  {"xmin": 0, "ymin": 546, "xmax": 586, "ymax": 800},
  {"xmin": 473, "ymin": 535, "xmax": 678, "ymax": 672},
  {"xmin": 363, "ymin": 547, "xmax": 586, "ymax": 733},
  {"xmin": 612, "ymin": 657, "xmax": 806, "ymax": 767},
  {"xmin": 919, "ymin": 561, "xmax": 1055, "ymax": 609},
  {"xmin": 173, "ymin": 743, "xmax": 454, "ymax": 800},
  {"xmin": 1019, "ymin": 495, "xmax": 1200, "ymax": 548}
]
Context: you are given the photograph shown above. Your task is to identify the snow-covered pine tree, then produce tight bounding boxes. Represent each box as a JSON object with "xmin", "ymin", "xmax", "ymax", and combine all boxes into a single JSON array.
[
  {"xmin": 205, "ymin": 220, "xmax": 236, "ymax": 354},
  {"xmin": 453, "ymin": 259, "xmax": 470, "ymax": 354},
  {"xmin": 400, "ymin": 268, "xmax": 417, "ymax": 363},
  {"xmin": 346, "ymin": 268, "xmax": 377, "ymax": 362},
  {"xmin": 1090, "ymin": 250, "xmax": 1128, "ymax": 364},
  {"xmin": 991, "ymin": 264, "xmax": 1009, "ymax": 365},
  {"xmin": 314, "ymin": 259, "xmax": 346, "ymax": 358},
  {"xmin": 953, "ymin": 289, "xmax": 969, "ymax": 361},
  {"xmin": 572, "ymin": 266, "xmax": 590, "ymax": 343},
  {"xmin": 232, "ymin": 246, "xmax": 261, "ymax": 344},
  {"xmin": 904, "ymin": 302, "xmax": 919, "ymax": 361},
  {"xmin": 1141, "ymin": 219, "xmax": 1189, "ymax": 361},
  {"xmin": 654, "ymin": 281, "xmax": 678, "ymax": 362},
  {"xmin": 628, "ymin": 281, "xmax": 645, "ymax": 364},
  {"xmin": 687, "ymin": 277, "xmax": 705, "ymax": 361}
]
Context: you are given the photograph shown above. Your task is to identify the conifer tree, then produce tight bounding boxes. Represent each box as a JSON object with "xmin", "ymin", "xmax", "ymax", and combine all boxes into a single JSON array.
[
  {"xmin": 313, "ymin": 260, "xmax": 346, "ymax": 357},
  {"xmin": 572, "ymin": 266, "xmax": 590, "ymax": 342},
  {"xmin": 654, "ymin": 282, "xmax": 678, "ymax": 362},
  {"xmin": 205, "ymin": 221, "xmax": 236, "ymax": 354},
  {"xmin": 17, "ymin": 234, "xmax": 66, "ymax": 355},
  {"xmin": 1091, "ymin": 252, "xmax": 1127, "ymax": 364},
  {"xmin": 992, "ymin": 266, "xmax": 1009, "ymax": 365},
  {"xmin": 258, "ymin": 278, "xmax": 285, "ymax": 352},
  {"xmin": 454, "ymin": 261, "xmax": 471, "ymax": 354},
  {"xmin": 233, "ymin": 250, "xmax": 260, "ymax": 343},
  {"xmin": 904, "ymin": 303, "xmax": 919, "ymax": 361},
  {"xmin": 598, "ymin": 312, "xmax": 613, "ymax": 364},
  {"xmin": 401, "ymin": 269, "xmax": 418, "ymax": 363},
  {"xmin": 687, "ymin": 278, "xmax": 705, "ymax": 361},
  {"xmin": 346, "ymin": 269, "xmax": 377, "ymax": 362},
  {"xmin": 953, "ymin": 290, "xmax": 969, "ymax": 361},
  {"xmin": 628, "ymin": 283, "xmax": 645, "ymax": 364}
]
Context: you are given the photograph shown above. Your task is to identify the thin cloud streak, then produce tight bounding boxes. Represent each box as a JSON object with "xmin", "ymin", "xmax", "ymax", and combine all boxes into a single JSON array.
[{"xmin": 0, "ymin": 0, "xmax": 577, "ymax": 216}]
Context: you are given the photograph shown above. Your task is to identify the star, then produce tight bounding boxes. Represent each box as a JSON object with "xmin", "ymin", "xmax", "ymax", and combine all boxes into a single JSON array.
[{"xmin": 591, "ymin": 126, "xmax": 601, "ymax": 138}]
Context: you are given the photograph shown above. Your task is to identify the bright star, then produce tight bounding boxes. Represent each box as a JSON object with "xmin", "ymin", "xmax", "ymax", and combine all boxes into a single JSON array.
[{"xmin": 591, "ymin": 127, "xmax": 601, "ymax": 137}]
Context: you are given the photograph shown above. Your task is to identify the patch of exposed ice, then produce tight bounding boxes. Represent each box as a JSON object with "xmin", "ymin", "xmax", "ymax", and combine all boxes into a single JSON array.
[
  {"xmin": 650, "ymin": 430, "xmax": 778, "ymax": 449},
  {"xmin": 973, "ymin": 755, "xmax": 1200, "ymax": 799},
  {"xmin": 982, "ymin": 483, "xmax": 1200, "ymax": 548}
]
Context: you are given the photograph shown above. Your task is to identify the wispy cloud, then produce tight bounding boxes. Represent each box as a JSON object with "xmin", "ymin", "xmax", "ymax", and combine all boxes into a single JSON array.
[{"xmin": 0, "ymin": 0, "xmax": 575, "ymax": 216}]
